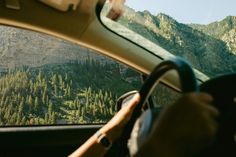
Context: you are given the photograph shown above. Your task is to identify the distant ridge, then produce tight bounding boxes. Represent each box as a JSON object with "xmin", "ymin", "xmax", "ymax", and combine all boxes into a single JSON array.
[{"xmin": 118, "ymin": 10, "xmax": 236, "ymax": 77}]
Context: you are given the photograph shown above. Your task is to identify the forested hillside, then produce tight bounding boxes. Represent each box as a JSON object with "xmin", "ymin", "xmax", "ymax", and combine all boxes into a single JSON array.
[{"xmin": 0, "ymin": 60, "xmax": 141, "ymax": 126}]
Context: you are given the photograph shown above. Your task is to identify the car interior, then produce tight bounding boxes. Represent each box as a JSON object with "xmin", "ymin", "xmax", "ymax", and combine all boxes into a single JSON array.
[{"xmin": 0, "ymin": 0, "xmax": 235, "ymax": 157}]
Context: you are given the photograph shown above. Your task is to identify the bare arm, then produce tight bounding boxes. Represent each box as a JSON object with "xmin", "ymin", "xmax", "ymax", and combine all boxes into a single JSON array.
[{"xmin": 69, "ymin": 93, "xmax": 140, "ymax": 157}]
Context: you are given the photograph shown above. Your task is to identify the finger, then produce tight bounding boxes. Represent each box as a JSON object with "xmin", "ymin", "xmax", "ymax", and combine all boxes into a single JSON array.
[
  {"xmin": 125, "ymin": 93, "xmax": 140, "ymax": 111},
  {"xmin": 202, "ymin": 104, "xmax": 219, "ymax": 117},
  {"xmin": 192, "ymin": 93, "xmax": 219, "ymax": 117},
  {"xmin": 117, "ymin": 93, "xmax": 140, "ymax": 121},
  {"xmin": 195, "ymin": 92, "xmax": 213, "ymax": 103},
  {"xmin": 115, "ymin": 93, "xmax": 140, "ymax": 117},
  {"xmin": 177, "ymin": 93, "xmax": 213, "ymax": 108},
  {"xmin": 202, "ymin": 113, "xmax": 219, "ymax": 140}
]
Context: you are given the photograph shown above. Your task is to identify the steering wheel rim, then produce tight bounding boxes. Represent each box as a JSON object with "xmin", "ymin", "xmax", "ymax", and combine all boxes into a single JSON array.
[
  {"xmin": 120, "ymin": 57, "xmax": 198, "ymax": 156},
  {"xmin": 133, "ymin": 57, "xmax": 198, "ymax": 121},
  {"xmin": 121, "ymin": 58, "xmax": 236, "ymax": 157}
]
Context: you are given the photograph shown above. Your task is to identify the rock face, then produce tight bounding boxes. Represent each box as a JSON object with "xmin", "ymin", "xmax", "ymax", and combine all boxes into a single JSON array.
[
  {"xmin": 191, "ymin": 16, "xmax": 236, "ymax": 55},
  {"xmin": 118, "ymin": 9, "xmax": 236, "ymax": 77},
  {"xmin": 0, "ymin": 26, "xmax": 106, "ymax": 70},
  {"xmin": 221, "ymin": 28, "xmax": 236, "ymax": 54}
]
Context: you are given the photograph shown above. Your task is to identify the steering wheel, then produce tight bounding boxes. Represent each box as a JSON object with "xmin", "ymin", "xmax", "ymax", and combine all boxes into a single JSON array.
[{"xmin": 120, "ymin": 57, "xmax": 236, "ymax": 156}]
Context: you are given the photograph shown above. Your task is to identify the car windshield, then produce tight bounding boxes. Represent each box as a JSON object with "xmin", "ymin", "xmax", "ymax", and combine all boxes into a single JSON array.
[{"xmin": 101, "ymin": 0, "xmax": 236, "ymax": 79}]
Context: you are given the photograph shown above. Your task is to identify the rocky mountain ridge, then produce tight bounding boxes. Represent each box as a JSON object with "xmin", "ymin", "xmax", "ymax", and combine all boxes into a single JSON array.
[
  {"xmin": 0, "ymin": 10, "xmax": 236, "ymax": 78},
  {"xmin": 190, "ymin": 16, "xmax": 236, "ymax": 54},
  {"xmin": 118, "ymin": 9, "xmax": 236, "ymax": 77}
]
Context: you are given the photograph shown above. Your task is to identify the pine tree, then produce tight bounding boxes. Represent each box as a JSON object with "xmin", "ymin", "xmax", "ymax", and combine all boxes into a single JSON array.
[
  {"xmin": 54, "ymin": 84, "xmax": 58, "ymax": 96},
  {"xmin": 34, "ymin": 97, "xmax": 39, "ymax": 112},
  {"xmin": 21, "ymin": 116, "xmax": 26, "ymax": 125},
  {"xmin": 42, "ymin": 86, "xmax": 47, "ymax": 105},
  {"xmin": 18, "ymin": 98, "xmax": 24, "ymax": 114},
  {"xmin": 48, "ymin": 101, "xmax": 53, "ymax": 115}
]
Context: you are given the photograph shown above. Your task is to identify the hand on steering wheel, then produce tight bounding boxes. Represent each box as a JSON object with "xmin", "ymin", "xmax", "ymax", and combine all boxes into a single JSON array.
[
  {"xmin": 119, "ymin": 57, "xmax": 236, "ymax": 157},
  {"xmin": 135, "ymin": 93, "xmax": 219, "ymax": 157}
]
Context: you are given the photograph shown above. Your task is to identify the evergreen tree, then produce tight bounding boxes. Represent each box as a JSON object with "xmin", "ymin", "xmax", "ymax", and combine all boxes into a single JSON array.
[{"xmin": 34, "ymin": 97, "xmax": 39, "ymax": 112}]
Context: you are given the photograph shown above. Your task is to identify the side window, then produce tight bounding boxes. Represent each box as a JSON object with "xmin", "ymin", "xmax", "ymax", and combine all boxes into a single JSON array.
[{"xmin": 0, "ymin": 25, "xmax": 142, "ymax": 126}]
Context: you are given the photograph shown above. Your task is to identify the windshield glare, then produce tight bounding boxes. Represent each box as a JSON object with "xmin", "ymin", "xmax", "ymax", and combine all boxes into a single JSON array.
[{"xmin": 102, "ymin": 0, "xmax": 236, "ymax": 78}]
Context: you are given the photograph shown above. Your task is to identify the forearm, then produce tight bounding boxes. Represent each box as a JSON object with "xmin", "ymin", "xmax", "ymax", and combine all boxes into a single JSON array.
[
  {"xmin": 68, "ymin": 133, "xmax": 107, "ymax": 157},
  {"xmin": 69, "ymin": 93, "xmax": 140, "ymax": 157},
  {"xmin": 68, "ymin": 125, "xmax": 117, "ymax": 157}
]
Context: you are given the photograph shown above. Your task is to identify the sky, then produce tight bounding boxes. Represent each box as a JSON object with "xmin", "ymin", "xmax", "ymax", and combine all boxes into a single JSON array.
[{"xmin": 125, "ymin": 0, "xmax": 236, "ymax": 24}]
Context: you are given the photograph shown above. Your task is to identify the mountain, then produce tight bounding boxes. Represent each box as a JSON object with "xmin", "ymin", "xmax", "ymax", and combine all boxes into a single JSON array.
[
  {"xmin": 118, "ymin": 8, "xmax": 236, "ymax": 77},
  {"xmin": 190, "ymin": 16, "xmax": 236, "ymax": 54},
  {"xmin": 0, "ymin": 26, "xmax": 108, "ymax": 70},
  {"xmin": 1, "ymin": 9, "xmax": 236, "ymax": 78}
]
